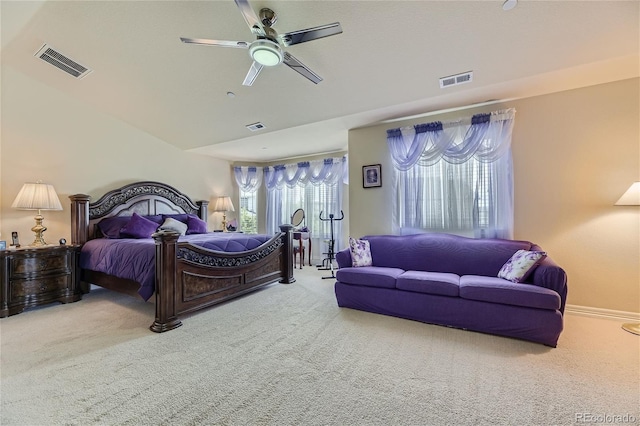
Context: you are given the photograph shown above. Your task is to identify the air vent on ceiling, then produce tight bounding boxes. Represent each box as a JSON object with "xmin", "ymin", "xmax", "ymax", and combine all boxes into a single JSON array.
[
  {"xmin": 34, "ymin": 44, "xmax": 92, "ymax": 79},
  {"xmin": 439, "ymin": 71, "xmax": 473, "ymax": 89},
  {"xmin": 246, "ymin": 122, "xmax": 266, "ymax": 132}
]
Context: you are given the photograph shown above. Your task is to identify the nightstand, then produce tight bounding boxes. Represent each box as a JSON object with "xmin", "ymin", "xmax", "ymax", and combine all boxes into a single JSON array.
[{"xmin": 0, "ymin": 245, "xmax": 82, "ymax": 317}]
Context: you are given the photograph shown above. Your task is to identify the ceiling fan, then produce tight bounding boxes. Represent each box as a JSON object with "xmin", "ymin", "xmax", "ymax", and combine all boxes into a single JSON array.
[{"xmin": 180, "ymin": 0, "xmax": 342, "ymax": 86}]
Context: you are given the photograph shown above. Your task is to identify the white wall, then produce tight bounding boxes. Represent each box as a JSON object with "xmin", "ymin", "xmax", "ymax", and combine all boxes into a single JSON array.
[
  {"xmin": 347, "ymin": 78, "xmax": 639, "ymax": 314},
  {"xmin": 1, "ymin": 66, "xmax": 236, "ymax": 243}
]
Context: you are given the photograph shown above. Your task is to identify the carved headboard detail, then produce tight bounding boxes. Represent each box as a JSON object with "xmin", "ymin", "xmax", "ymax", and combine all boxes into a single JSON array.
[{"xmin": 70, "ymin": 181, "xmax": 209, "ymax": 245}]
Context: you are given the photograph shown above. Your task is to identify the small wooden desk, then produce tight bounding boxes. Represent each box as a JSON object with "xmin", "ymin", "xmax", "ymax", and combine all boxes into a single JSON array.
[{"xmin": 293, "ymin": 231, "xmax": 311, "ymax": 268}]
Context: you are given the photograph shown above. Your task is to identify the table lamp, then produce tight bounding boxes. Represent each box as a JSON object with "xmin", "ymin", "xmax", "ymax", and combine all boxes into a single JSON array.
[
  {"xmin": 214, "ymin": 196, "xmax": 235, "ymax": 232},
  {"xmin": 11, "ymin": 181, "xmax": 63, "ymax": 246},
  {"xmin": 615, "ymin": 182, "xmax": 640, "ymax": 335}
]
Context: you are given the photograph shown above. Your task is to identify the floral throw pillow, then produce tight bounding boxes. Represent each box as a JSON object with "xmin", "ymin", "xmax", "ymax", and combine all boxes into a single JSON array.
[
  {"xmin": 498, "ymin": 250, "xmax": 547, "ymax": 283},
  {"xmin": 349, "ymin": 237, "xmax": 372, "ymax": 267}
]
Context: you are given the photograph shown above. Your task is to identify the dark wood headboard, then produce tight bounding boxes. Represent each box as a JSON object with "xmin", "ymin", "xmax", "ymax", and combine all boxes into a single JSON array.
[{"xmin": 69, "ymin": 181, "xmax": 209, "ymax": 245}]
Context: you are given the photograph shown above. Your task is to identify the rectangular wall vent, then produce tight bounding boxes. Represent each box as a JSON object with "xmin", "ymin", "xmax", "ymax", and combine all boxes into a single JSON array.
[
  {"xmin": 246, "ymin": 122, "xmax": 266, "ymax": 132},
  {"xmin": 439, "ymin": 71, "xmax": 473, "ymax": 89},
  {"xmin": 34, "ymin": 44, "xmax": 92, "ymax": 79}
]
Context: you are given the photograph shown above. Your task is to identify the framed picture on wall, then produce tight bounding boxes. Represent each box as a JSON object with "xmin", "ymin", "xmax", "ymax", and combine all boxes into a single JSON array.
[{"xmin": 362, "ymin": 164, "xmax": 382, "ymax": 188}]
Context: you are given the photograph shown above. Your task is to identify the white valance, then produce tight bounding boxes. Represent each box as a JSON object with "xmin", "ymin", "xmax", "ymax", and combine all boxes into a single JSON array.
[
  {"xmin": 233, "ymin": 166, "xmax": 262, "ymax": 193},
  {"xmin": 387, "ymin": 108, "xmax": 516, "ymax": 170},
  {"xmin": 264, "ymin": 156, "xmax": 346, "ymax": 189}
]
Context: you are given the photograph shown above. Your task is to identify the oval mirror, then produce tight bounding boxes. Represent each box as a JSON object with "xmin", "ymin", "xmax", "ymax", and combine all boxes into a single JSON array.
[{"xmin": 291, "ymin": 208, "xmax": 305, "ymax": 227}]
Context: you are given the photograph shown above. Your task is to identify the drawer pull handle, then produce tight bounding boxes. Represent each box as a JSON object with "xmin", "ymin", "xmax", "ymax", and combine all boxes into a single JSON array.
[{"xmin": 40, "ymin": 285, "xmax": 47, "ymax": 291}]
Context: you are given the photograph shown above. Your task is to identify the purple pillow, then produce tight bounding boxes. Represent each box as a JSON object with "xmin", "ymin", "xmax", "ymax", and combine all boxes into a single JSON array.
[
  {"xmin": 120, "ymin": 213, "xmax": 159, "ymax": 239},
  {"xmin": 98, "ymin": 215, "xmax": 163, "ymax": 238},
  {"xmin": 186, "ymin": 215, "xmax": 208, "ymax": 234},
  {"xmin": 97, "ymin": 216, "xmax": 131, "ymax": 238},
  {"xmin": 162, "ymin": 214, "xmax": 189, "ymax": 224},
  {"xmin": 145, "ymin": 215, "xmax": 164, "ymax": 225}
]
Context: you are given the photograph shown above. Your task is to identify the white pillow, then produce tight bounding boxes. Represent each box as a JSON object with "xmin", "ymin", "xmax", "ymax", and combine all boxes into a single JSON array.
[
  {"xmin": 498, "ymin": 250, "xmax": 547, "ymax": 283},
  {"xmin": 159, "ymin": 217, "xmax": 188, "ymax": 236}
]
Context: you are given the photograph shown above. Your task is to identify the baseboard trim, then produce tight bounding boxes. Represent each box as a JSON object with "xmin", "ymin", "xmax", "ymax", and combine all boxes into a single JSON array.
[{"xmin": 565, "ymin": 304, "xmax": 640, "ymax": 321}]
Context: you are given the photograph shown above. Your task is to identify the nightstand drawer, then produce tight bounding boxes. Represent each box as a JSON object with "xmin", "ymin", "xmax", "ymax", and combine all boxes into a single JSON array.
[
  {"xmin": 10, "ymin": 274, "xmax": 71, "ymax": 300},
  {"xmin": 11, "ymin": 254, "xmax": 70, "ymax": 277},
  {"xmin": 1, "ymin": 245, "xmax": 81, "ymax": 317}
]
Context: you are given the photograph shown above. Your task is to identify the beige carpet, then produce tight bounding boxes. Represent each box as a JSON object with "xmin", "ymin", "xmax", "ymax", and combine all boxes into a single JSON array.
[{"xmin": 1, "ymin": 266, "xmax": 638, "ymax": 426}]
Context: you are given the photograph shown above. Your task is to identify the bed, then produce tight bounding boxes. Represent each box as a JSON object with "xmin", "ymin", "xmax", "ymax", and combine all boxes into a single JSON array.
[{"xmin": 70, "ymin": 181, "xmax": 294, "ymax": 332}]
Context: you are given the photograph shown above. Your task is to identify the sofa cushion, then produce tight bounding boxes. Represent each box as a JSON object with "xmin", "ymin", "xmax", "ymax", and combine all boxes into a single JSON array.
[
  {"xmin": 497, "ymin": 250, "xmax": 547, "ymax": 283},
  {"xmin": 336, "ymin": 266, "xmax": 404, "ymax": 289},
  {"xmin": 396, "ymin": 271, "xmax": 460, "ymax": 297},
  {"xmin": 459, "ymin": 275, "xmax": 560, "ymax": 310}
]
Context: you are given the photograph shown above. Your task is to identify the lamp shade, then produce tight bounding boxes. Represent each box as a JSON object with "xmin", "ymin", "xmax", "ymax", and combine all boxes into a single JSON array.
[
  {"xmin": 615, "ymin": 182, "xmax": 640, "ymax": 206},
  {"xmin": 214, "ymin": 196, "xmax": 235, "ymax": 212},
  {"xmin": 11, "ymin": 182, "xmax": 63, "ymax": 211}
]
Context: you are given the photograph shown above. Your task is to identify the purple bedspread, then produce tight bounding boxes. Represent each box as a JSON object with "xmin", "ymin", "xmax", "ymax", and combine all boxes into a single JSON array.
[{"xmin": 80, "ymin": 233, "xmax": 274, "ymax": 301}]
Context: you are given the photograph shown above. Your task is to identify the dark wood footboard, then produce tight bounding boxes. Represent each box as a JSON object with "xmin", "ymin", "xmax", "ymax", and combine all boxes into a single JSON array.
[{"xmin": 151, "ymin": 225, "xmax": 294, "ymax": 332}]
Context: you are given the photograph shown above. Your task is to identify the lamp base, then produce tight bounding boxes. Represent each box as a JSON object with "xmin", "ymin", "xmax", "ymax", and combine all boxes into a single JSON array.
[
  {"xmin": 622, "ymin": 322, "xmax": 640, "ymax": 335},
  {"xmin": 221, "ymin": 213, "xmax": 228, "ymax": 232},
  {"xmin": 30, "ymin": 213, "xmax": 49, "ymax": 246}
]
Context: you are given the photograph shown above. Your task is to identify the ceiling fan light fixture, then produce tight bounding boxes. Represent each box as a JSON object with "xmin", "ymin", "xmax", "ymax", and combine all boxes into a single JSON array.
[{"xmin": 249, "ymin": 40, "xmax": 283, "ymax": 66}]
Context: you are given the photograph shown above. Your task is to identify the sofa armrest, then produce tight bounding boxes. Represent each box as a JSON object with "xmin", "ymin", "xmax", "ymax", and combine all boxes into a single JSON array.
[
  {"xmin": 336, "ymin": 248, "xmax": 352, "ymax": 269},
  {"xmin": 526, "ymin": 256, "xmax": 568, "ymax": 314}
]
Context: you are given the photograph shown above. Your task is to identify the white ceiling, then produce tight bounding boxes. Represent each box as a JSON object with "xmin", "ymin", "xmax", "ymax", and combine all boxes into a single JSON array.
[{"xmin": 2, "ymin": 1, "xmax": 638, "ymax": 162}]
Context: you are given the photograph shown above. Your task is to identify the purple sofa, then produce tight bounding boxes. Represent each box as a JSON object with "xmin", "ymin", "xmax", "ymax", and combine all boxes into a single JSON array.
[{"xmin": 334, "ymin": 233, "xmax": 568, "ymax": 347}]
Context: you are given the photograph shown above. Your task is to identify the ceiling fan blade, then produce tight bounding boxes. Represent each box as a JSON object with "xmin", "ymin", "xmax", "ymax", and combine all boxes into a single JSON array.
[
  {"xmin": 234, "ymin": 0, "xmax": 265, "ymax": 36},
  {"xmin": 242, "ymin": 61, "xmax": 264, "ymax": 86},
  {"xmin": 279, "ymin": 22, "xmax": 342, "ymax": 47},
  {"xmin": 180, "ymin": 37, "xmax": 249, "ymax": 48},
  {"xmin": 283, "ymin": 52, "xmax": 322, "ymax": 84}
]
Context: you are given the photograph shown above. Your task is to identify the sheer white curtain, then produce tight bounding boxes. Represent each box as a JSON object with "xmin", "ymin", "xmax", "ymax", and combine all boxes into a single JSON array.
[
  {"xmin": 388, "ymin": 109, "xmax": 515, "ymax": 239},
  {"xmin": 233, "ymin": 166, "xmax": 262, "ymax": 193},
  {"xmin": 233, "ymin": 166, "xmax": 262, "ymax": 233},
  {"xmin": 265, "ymin": 157, "xmax": 345, "ymax": 262}
]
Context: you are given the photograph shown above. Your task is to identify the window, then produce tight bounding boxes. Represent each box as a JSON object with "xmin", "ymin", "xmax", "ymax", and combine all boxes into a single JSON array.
[
  {"xmin": 397, "ymin": 154, "xmax": 510, "ymax": 237},
  {"xmin": 389, "ymin": 109, "xmax": 515, "ymax": 239},
  {"xmin": 234, "ymin": 166, "xmax": 262, "ymax": 234},
  {"xmin": 239, "ymin": 189, "xmax": 258, "ymax": 234},
  {"xmin": 265, "ymin": 157, "xmax": 345, "ymax": 261},
  {"xmin": 269, "ymin": 182, "xmax": 342, "ymax": 262}
]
